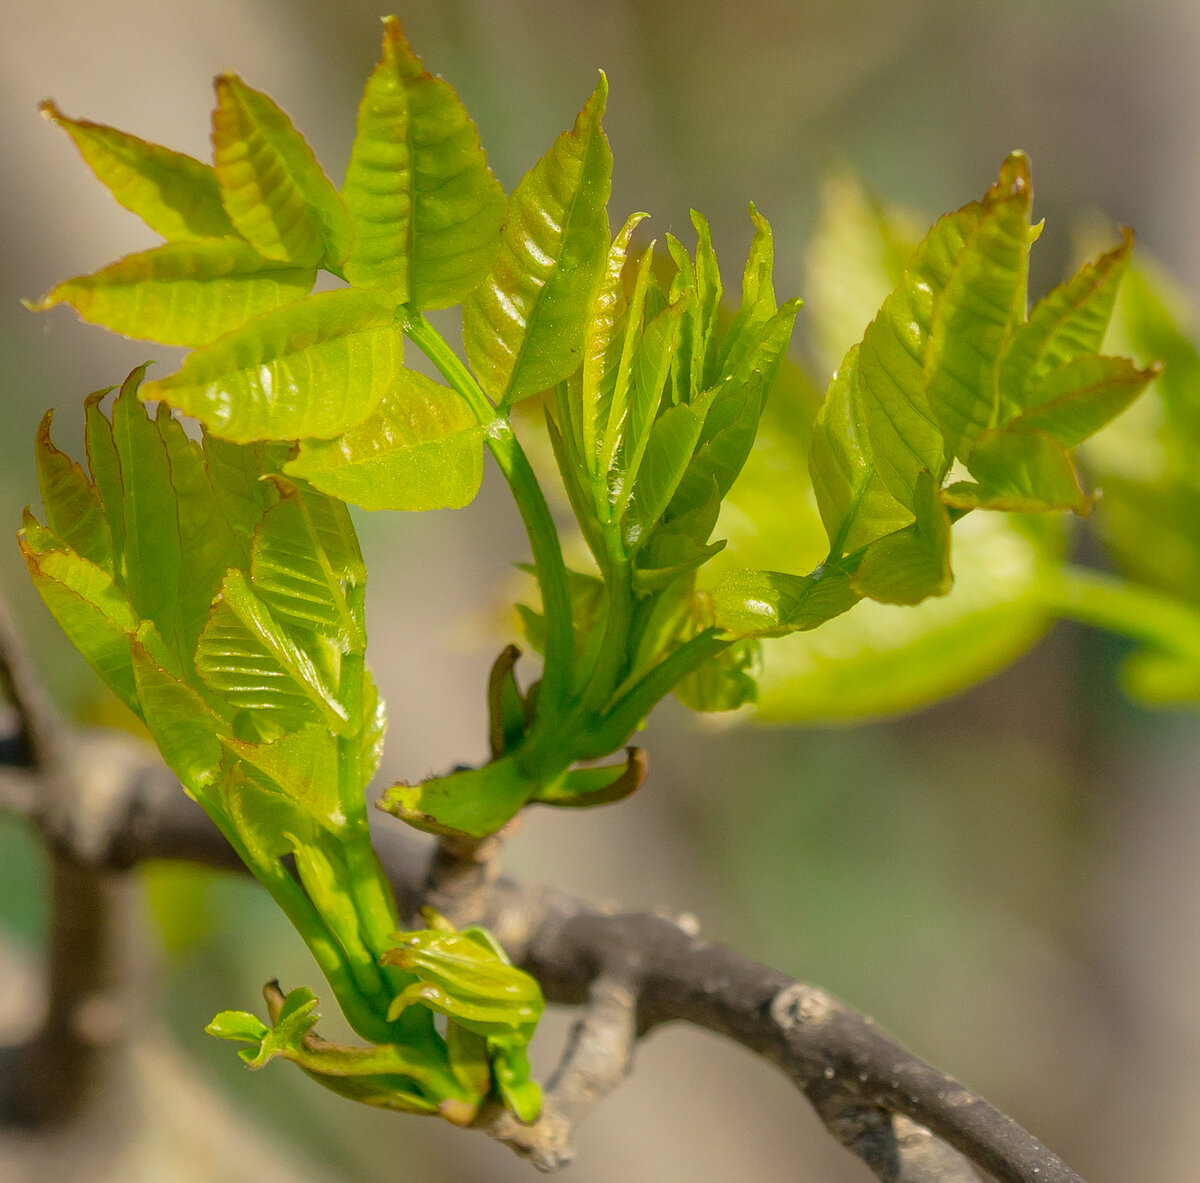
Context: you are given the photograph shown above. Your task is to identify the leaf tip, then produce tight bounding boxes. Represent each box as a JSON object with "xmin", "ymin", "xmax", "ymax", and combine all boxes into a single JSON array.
[
  {"xmin": 38, "ymin": 98, "xmax": 63, "ymax": 124},
  {"xmin": 998, "ymin": 150, "xmax": 1032, "ymax": 197},
  {"xmin": 586, "ymin": 70, "xmax": 609, "ymax": 119}
]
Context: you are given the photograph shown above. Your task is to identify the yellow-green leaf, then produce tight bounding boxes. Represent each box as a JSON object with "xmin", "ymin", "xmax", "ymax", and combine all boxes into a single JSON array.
[
  {"xmin": 808, "ymin": 344, "xmax": 912, "ymax": 557},
  {"xmin": 946, "ymin": 428, "xmax": 1090, "ymax": 514},
  {"xmin": 463, "ymin": 76, "xmax": 612, "ymax": 406},
  {"xmin": 998, "ymin": 229, "xmax": 1133, "ymax": 414},
  {"xmin": 20, "ymin": 527, "xmax": 141, "ymax": 710},
  {"xmin": 34, "ymin": 240, "xmax": 315, "ymax": 346},
  {"xmin": 196, "ymin": 569, "xmax": 350, "ymax": 736},
  {"xmin": 142, "ymin": 289, "xmax": 403, "ymax": 443},
  {"xmin": 284, "ymin": 369, "xmax": 484, "ymax": 511},
  {"xmin": 851, "ymin": 471, "xmax": 952, "ymax": 605},
  {"xmin": 40, "ymin": 101, "xmax": 237, "ymax": 241},
  {"xmin": 35, "ymin": 410, "xmax": 112, "ymax": 571},
  {"xmin": 1007, "ymin": 354, "xmax": 1157, "ymax": 448},
  {"xmin": 212, "ymin": 73, "xmax": 350, "ymax": 268},
  {"xmin": 713, "ymin": 566, "xmax": 859, "ymax": 637},
  {"xmin": 925, "ymin": 153, "xmax": 1032, "ymax": 459},
  {"xmin": 341, "ymin": 17, "xmax": 506, "ymax": 307}
]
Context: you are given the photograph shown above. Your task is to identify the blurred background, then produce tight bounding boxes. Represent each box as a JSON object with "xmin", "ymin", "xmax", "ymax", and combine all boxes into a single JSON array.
[{"xmin": 2, "ymin": 0, "xmax": 1199, "ymax": 1179}]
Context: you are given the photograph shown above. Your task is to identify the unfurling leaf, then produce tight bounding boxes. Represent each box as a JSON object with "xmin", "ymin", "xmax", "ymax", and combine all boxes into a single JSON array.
[
  {"xmin": 808, "ymin": 344, "xmax": 912, "ymax": 557},
  {"xmin": 463, "ymin": 75, "xmax": 612, "ymax": 406},
  {"xmin": 851, "ymin": 473, "xmax": 951, "ymax": 605},
  {"xmin": 713, "ymin": 566, "xmax": 860, "ymax": 637}
]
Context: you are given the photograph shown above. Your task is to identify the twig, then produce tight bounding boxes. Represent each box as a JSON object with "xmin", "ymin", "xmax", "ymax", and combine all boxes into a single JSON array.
[
  {"xmin": 0, "ymin": 711, "xmax": 1086, "ymax": 1181},
  {"xmin": 0, "ymin": 598, "xmax": 147, "ymax": 1131}
]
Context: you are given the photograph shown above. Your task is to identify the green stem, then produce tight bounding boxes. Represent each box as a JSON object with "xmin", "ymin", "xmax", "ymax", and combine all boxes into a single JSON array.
[
  {"xmin": 1040, "ymin": 566, "xmax": 1200, "ymax": 660},
  {"xmin": 404, "ymin": 312, "xmax": 575, "ymax": 714},
  {"xmin": 254, "ymin": 854, "xmax": 392, "ymax": 1043},
  {"xmin": 585, "ymin": 627, "xmax": 728, "ymax": 759},
  {"xmin": 581, "ymin": 537, "xmax": 633, "ymax": 710}
]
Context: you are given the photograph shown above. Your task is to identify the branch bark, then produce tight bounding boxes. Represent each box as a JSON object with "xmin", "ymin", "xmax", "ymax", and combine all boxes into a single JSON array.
[
  {"xmin": 0, "ymin": 729, "xmax": 1084, "ymax": 1183},
  {"xmin": 0, "ymin": 602, "xmax": 1083, "ymax": 1182}
]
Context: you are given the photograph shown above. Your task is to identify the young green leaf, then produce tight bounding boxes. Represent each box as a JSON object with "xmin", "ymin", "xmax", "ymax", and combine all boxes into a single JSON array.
[
  {"xmin": 141, "ymin": 288, "xmax": 404, "ymax": 442},
  {"xmin": 196, "ymin": 569, "xmax": 350, "ymax": 737},
  {"xmin": 850, "ymin": 471, "xmax": 952, "ymax": 605},
  {"xmin": 617, "ymin": 292, "xmax": 689, "ymax": 504},
  {"xmin": 130, "ymin": 643, "xmax": 231, "ymax": 794},
  {"xmin": 111, "ymin": 366, "xmax": 184, "ymax": 648},
  {"xmin": 40, "ymin": 101, "xmax": 238, "ymax": 241},
  {"xmin": 689, "ymin": 211, "xmax": 724, "ymax": 390},
  {"xmin": 713, "ymin": 565, "xmax": 860, "ymax": 637},
  {"xmin": 1005, "ymin": 354, "xmax": 1157, "ymax": 447},
  {"xmin": 997, "ymin": 228, "xmax": 1133, "ymax": 413},
  {"xmin": 250, "ymin": 484, "xmax": 364, "ymax": 647},
  {"xmin": 530, "ymin": 747, "xmax": 648, "ymax": 807},
  {"xmin": 945, "ymin": 428, "xmax": 1090, "ymax": 514},
  {"xmin": 341, "ymin": 16, "xmax": 506, "ymax": 307},
  {"xmin": 924, "ymin": 152, "xmax": 1033, "ymax": 459},
  {"xmin": 622, "ymin": 399, "xmax": 710, "ymax": 550},
  {"xmin": 808, "ymin": 344, "xmax": 913, "ymax": 557},
  {"xmin": 284, "ymin": 369, "xmax": 485, "ymax": 511},
  {"xmin": 84, "ymin": 387, "xmax": 126, "ymax": 560},
  {"xmin": 221, "ymin": 725, "xmax": 343, "ymax": 828},
  {"xmin": 581, "ymin": 212, "xmax": 649, "ymax": 472},
  {"xmin": 34, "ymin": 411, "xmax": 112, "ymax": 570},
  {"xmin": 715, "ymin": 204, "xmax": 779, "ymax": 378},
  {"xmin": 33, "ymin": 241, "xmax": 314, "ymax": 346},
  {"xmin": 854, "ymin": 153, "xmax": 1032, "ymax": 505},
  {"xmin": 380, "ymin": 755, "xmax": 535, "ymax": 839},
  {"xmin": 19, "ymin": 527, "xmax": 142, "ymax": 709},
  {"xmin": 462, "ymin": 76, "xmax": 612, "ymax": 406},
  {"xmin": 154, "ymin": 409, "xmax": 247, "ymax": 662},
  {"xmin": 212, "ymin": 74, "xmax": 351, "ymax": 269}
]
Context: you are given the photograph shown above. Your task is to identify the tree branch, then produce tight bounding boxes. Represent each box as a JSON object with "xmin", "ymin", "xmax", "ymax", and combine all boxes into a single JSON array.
[
  {"xmin": 0, "ymin": 598, "xmax": 1084, "ymax": 1183},
  {"xmin": 0, "ymin": 601, "xmax": 147, "ymax": 1131},
  {"xmin": 0, "ymin": 726, "xmax": 1084, "ymax": 1183}
]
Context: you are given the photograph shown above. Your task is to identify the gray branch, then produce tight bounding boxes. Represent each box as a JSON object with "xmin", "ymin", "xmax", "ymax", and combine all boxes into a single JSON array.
[
  {"xmin": 0, "ymin": 730, "xmax": 1083, "ymax": 1183},
  {"xmin": 0, "ymin": 610, "xmax": 1083, "ymax": 1183}
]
